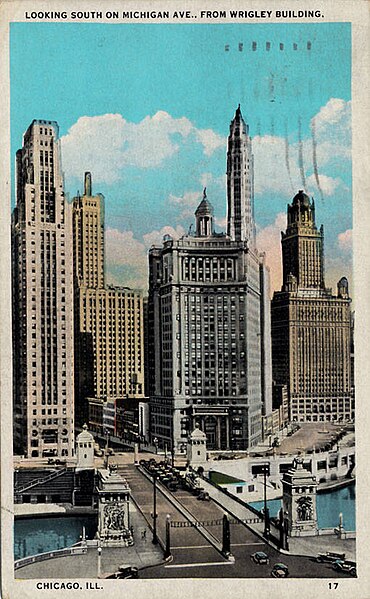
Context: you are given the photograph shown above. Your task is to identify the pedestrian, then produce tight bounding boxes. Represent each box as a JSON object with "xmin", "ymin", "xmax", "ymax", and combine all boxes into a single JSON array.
[{"xmin": 141, "ymin": 528, "xmax": 147, "ymax": 541}]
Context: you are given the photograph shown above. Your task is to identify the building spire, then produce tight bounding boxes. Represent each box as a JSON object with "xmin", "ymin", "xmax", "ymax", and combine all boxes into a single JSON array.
[
  {"xmin": 195, "ymin": 189, "xmax": 214, "ymax": 237},
  {"xmin": 84, "ymin": 172, "xmax": 92, "ymax": 197},
  {"xmin": 226, "ymin": 106, "xmax": 255, "ymax": 243}
]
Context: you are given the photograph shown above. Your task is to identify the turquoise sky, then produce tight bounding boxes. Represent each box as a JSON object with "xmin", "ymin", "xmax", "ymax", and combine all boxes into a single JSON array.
[{"xmin": 10, "ymin": 22, "xmax": 352, "ymax": 292}]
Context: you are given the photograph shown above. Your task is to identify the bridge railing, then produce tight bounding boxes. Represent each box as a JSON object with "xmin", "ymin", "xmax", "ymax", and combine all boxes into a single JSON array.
[
  {"xmin": 14, "ymin": 543, "xmax": 87, "ymax": 570},
  {"xmin": 196, "ymin": 469, "xmax": 264, "ymax": 519},
  {"xmin": 15, "ymin": 467, "xmax": 68, "ymax": 495}
]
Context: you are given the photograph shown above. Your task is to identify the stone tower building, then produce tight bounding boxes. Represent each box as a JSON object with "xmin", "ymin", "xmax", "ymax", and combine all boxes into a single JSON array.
[
  {"xmin": 271, "ymin": 190, "xmax": 353, "ymax": 423},
  {"xmin": 12, "ymin": 120, "xmax": 75, "ymax": 458}
]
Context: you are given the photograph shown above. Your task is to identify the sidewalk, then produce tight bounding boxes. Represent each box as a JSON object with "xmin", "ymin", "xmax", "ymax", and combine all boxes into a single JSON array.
[
  {"xmin": 289, "ymin": 535, "xmax": 356, "ymax": 561},
  {"xmin": 200, "ymin": 477, "xmax": 356, "ymax": 560},
  {"xmin": 16, "ymin": 502, "xmax": 164, "ymax": 579}
]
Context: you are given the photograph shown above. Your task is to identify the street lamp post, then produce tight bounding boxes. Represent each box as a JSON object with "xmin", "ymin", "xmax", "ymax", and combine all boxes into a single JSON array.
[
  {"xmin": 263, "ymin": 464, "xmax": 270, "ymax": 538},
  {"xmin": 164, "ymin": 514, "xmax": 171, "ymax": 559},
  {"xmin": 151, "ymin": 473, "xmax": 158, "ymax": 545},
  {"xmin": 97, "ymin": 545, "xmax": 102, "ymax": 578},
  {"xmin": 104, "ymin": 429, "xmax": 109, "ymax": 469},
  {"xmin": 171, "ymin": 442, "xmax": 175, "ymax": 468},
  {"xmin": 153, "ymin": 437, "xmax": 158, "ymax": 455}
]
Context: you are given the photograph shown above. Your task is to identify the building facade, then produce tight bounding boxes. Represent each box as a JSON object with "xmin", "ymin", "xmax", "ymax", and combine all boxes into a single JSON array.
[
  {"xmin": 271, "ymin": 190, "xmax": 353, "ymax": 423},
  {"xmin": 72, "ymin": 174, "xmax": 145, "ymax": 429},
  {"xmin": 12, "ymin": 120, "xmax": 75, "ymax": 458},
  {"xmin": 148, "ymin": 107, "xmax": 271, "ymax": 452}
]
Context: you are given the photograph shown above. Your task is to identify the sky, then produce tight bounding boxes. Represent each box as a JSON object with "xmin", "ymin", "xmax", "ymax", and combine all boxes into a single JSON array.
[{"xmin": 10, "ymin": 22, "xmax": 352, "ymax": 293}]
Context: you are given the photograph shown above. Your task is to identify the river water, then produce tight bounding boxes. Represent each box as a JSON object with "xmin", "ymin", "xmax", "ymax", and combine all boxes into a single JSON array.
[
  {"xmin": 14, "ymin": 515, "xmax": 97, "ymax": 561},
  {"xmin": 249, "ymin": 483, "xmax": 356, "ymax": 530},
  {"xmin": 14, "ymin": 484, "xmax": 355, "ymax": 560}
]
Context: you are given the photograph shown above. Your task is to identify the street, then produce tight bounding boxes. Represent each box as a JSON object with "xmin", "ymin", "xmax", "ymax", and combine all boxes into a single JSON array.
[{"xmin": 119, "ymin": 465, "xmax": 353, "ymax": 579}]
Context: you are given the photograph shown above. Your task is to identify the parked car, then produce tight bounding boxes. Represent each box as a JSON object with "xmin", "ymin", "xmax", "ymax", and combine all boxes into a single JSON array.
[
  {"xmin": 271, "ymin": 563, "xmax": 289, "ymax": 578},
  {"xmin": 316, "ymin": 551, "xmax": 345, "ymax": 563},
  {"xmin": 333, "ymin": 560, "xmax": 356, "ymax": 576},
  {"xmin": 197, "ymin": 491, "xmax": 210, "ymax": 501},
  {"xmin": 251, "ymin": 551, "xmax": 269, "ymax": 565}
]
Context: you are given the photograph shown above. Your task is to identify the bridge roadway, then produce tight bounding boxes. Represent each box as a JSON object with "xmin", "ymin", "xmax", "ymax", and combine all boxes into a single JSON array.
[{"xmin": 119, "ymin": 465, "xmax": 352, "ymax": 579}]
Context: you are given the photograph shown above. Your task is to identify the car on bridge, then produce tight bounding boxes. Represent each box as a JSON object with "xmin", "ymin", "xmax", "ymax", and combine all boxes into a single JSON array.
[{"xmin": 251, "ymin": 551, "xmax": 269, "ymax": 565}]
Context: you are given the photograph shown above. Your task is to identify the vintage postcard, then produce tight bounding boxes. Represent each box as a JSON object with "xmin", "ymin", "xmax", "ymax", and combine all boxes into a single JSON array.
[{"xmin": 1, "ymin": 1, "xmax": 369, "ymax": 598}]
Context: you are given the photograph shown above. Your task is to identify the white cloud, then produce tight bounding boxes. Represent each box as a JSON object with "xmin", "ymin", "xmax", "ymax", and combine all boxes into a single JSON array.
[
  {"xmin": 169, "ymin": 191, "xmax": 201, "ymax": 206},
  {"xmin": 200, "ymin": 171, "xmax": 226, "ymax": 189},
  {"xmin": 337, "ymin": 229, "xmax": 352, "ymax": 252},
  {"xmin": 306, "ymin": 174, "xmax": 343, "ymax": 196},
  {"xmin": 105, "ymin": 228, "xmax": 146, "ymax": 269},
  {"xmin": 195, "ymin": 128, "xmax": 225, "ymax": 156},
  {"xmin": 168, "ymin": 190, "xmax": 203, "ymax": 219},
  {"xmin": 61, "ymin": 111, "xmax": 224, "ymax": 184},
  {"xmin": 105, "ymin": 228, "xmax": 147, "ymax": 289},
  {"xmin": 143, "ymin": 225, "xmax": 185, "ymax": 248},
  {"xmin": 256, "ymin": 212, "xmax": 286, "ymax": 293},
  {"xmin": 325, "ymin": 254, "xmax": 352, "ymax": 294},
  {"xmin": 253, "ymin": 98, "xmax": 351, "ymax": 198},
  {"xmin": 105, "ymin": 225, "xmax": 186, "ymax": 290},
  {"xmin": 253, "ymin": 135, "xmax": 300, "ymax": 196},
  {"xmin": 215, "ymin": 216, "xmax": 227, "ymax": 229},
  {"xmin": 312, "ymin": 98, "xmax": 351, "ymax": 137}
]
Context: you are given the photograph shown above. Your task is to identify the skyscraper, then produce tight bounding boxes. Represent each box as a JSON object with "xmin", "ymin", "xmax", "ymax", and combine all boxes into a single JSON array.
[
  {"xmin": 12, "ymin": 120, "xmax": 75, "ymax": 458},
  {"xmin": 271, "ymin": 190, "xmax": 353, "ymax": 423},
  {"xmin": 148, "ymin": 107, "xmax": 271, "ymax": 452},
  {"xmin": 72, "ymin": 174, "xmax": 145, "ymax": 430}
]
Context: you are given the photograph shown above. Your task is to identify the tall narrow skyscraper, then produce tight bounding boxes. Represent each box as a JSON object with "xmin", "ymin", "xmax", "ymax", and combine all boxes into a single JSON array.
[
  {"xmin": 72, "ymin": 174, "xmax": 145, "ymax": 430},
  {"xmin": 72, "ymin": 172, "xmax": 105, "ymax": 290},
  {"xmin": 12, "ymin": 120, "xmax": 75, "ymax": 458},
  {"xmin": 148, "ymin": 107, "xmax": 271, "ymax": 452},
  {"xmin": 271, "ymin": 191, "xmax": 353, "ymax": 422},
  {"xmin": 227, "ymin": 105, "xmax": 256, "ymax": 243}
]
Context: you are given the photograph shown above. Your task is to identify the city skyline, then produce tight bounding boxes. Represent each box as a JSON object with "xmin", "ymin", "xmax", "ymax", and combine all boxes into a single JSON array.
[
  {"xmin": 2, "ymin": 6, "xmax": 366, "ymax": 591},
  {"xmin": 10, "ymin": 22, "xmax": 352, "ymax": 293}
]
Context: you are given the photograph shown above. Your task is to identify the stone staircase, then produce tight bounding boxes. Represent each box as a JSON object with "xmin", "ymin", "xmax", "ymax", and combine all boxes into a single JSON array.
[{"xmin": 15, "ymin": 467, "xmax": 68, "ymax": 494}]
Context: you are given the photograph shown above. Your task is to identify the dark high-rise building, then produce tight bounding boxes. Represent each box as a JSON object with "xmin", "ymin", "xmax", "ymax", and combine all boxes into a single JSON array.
[
  {"xmin": 271, "ymin": 190, "xmax": 353, "ymax": 423},
  {"xmin": 12, "ymin": 120, "xmax": 75, "ymax": 458},
  {"xmin": 148, "ymin": 107, "xmax": 271, "ymax": 452}
]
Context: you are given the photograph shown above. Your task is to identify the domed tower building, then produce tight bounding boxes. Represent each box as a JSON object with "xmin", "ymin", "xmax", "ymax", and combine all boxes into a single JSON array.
[
  {"xmin": 271, "ymin": 191, "xmax": 353, "ymax": 423},
  {"xmin": 148, "ymin": 107, "xmax": 273, "ymax": 453}
]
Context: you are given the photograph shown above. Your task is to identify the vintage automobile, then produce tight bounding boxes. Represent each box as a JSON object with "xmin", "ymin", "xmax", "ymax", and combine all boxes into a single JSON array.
[
  {"xmin": 197, "ymin": 491, "xmax": 210, "ymax": 501},
  {"xmin": 250, "ymin": 551, "xmax": 269, "ymax": 565},
  {"xmin": 332, "ymin": 560, "xmax": 356, "ymax": 576},
  {"xmin": 271, "ymin": 563, "xmax": 289, "ymax": 578},
  {"xmin": 316, "ymin": 551, "xmax": 346, "ymax": 563}
]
